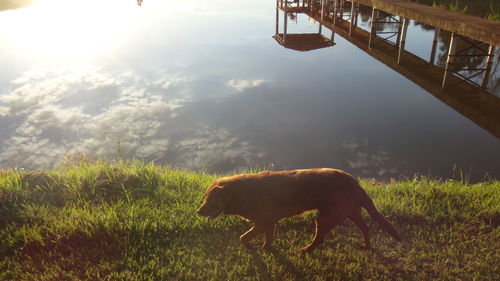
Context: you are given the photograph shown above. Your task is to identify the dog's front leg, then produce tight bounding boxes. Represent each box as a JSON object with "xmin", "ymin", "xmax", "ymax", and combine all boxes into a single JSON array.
[
  {"xmin": 240, "ymin": 225, "xmax": 266, "ymax": 249},
  {"xmin": 240, "ymin": 223, "xmax": 274, "ymax": 249}
]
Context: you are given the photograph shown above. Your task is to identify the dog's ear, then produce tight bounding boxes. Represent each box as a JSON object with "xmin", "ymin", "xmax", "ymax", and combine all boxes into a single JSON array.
[
  {"xmin": 205, "ymin": 186, "xmax": 223, "ymax": 201},
  {"xmin": 210, "ymin": 186, "xmax": 232, "ymax": 212},
  {"xmin": 208, "ymin": 186, "xmax": 223, "ymax": 197},
  {"xmin": 211, "ymin": 186, "xmax": 223, "ymax": 193}
]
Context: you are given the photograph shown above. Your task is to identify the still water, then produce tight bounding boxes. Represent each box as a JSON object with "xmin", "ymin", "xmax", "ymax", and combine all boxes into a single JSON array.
[{"xmin": 0, "ymin": 0, "xmax": 499, "ymax": 181}]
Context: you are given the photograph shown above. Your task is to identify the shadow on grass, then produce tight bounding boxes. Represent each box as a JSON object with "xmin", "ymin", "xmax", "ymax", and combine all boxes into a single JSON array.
[
  {"xmin": 18, "ymin": 232, "xmax": 127, "ymax": 280},
  {"xmin": 268, "ymin": 248, "xmax": 307, "ymax": 281},
  {"xmin": 248, "ymin": 251, "xmax": 274, "ymax": 280}
]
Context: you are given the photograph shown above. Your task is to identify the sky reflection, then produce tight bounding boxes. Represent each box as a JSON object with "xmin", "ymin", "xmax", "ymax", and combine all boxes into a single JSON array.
[{"xmin": 0, "ymin": 0, "xmax": 499, "ymax": 181}]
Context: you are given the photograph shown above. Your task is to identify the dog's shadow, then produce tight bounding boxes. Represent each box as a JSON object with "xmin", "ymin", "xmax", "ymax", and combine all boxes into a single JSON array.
[
  {"xmin": 248, "ymin": 243, "xmax": 402, "ymax": 281},
  {"xmin": 248, "ymin": 247, "xmax": 307, "ymax": 281},
  {"xmin": 248, "ymin": 251, "xmax": 274, "ymax": 281}
]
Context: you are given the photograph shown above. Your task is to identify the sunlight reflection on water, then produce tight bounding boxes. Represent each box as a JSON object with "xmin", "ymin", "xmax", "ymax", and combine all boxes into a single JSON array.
[{"xmin": 0, "ymin": 0, "xmax": 499, "ymax": 181}]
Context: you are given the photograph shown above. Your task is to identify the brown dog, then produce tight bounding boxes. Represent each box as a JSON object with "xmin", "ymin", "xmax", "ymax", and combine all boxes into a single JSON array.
[{"xmin": 197, "ymin": 168, "xmax": 401, "ymax": 252}]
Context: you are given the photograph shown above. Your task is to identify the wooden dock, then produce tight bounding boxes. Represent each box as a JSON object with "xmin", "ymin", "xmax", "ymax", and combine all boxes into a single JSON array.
[
  {"xmin": 352, "ymin": 0, "xmax": 500, "ymax": 46},
  {"xmin": 276, "ymin": 0, "xmax": 500, "ymax": 137},
  {"xmin": 311, "ymin": 11, "xmax": 500, "ymax": 138}
]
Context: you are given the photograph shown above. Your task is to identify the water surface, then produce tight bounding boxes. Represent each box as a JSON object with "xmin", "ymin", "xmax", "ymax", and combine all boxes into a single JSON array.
[{"xmin": 0, "ymin": 0, "xmax": 499, "ymax": 181}]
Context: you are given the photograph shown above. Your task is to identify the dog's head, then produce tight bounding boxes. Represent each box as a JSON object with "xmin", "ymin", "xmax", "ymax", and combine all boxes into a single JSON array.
[{"xmin": 197, "ymin": 182, "xmax": 229, "ymax": 219}]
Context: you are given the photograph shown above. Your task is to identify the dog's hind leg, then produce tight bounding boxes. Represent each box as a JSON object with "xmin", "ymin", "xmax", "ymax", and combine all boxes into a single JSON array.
[
  {"xmin": 349, "ymin": 209, "xmax": 371, "ymax": 250},
  {"xmin": 300, "ymin": 210, "xmax": 340, "ymax": 253}
]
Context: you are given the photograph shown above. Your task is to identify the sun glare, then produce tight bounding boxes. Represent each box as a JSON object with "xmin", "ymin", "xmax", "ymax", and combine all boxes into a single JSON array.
[{"xmin": 3, "ymin": 0, "xmax": 140, "ymax": 60}]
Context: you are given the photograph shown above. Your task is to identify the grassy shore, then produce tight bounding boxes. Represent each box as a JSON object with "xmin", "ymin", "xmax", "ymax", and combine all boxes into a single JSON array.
[{"xmin": 0, "ymin": 160, "xmax": 498, "ymax": 280}]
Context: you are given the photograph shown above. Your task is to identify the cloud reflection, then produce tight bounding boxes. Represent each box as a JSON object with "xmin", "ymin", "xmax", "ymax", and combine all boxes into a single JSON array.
[
  {"xmin": 226, "ymin": 79, "xmax": 267, "ymax": 92},
  {"xmin": 0, "ymin": 67, "xmax": 184, "ymax": 169},
  {"xmin": 339, "ymin": 138, "xmax": 401, "ymax": 177},
  {"xmin": 169, "ymin": 123, "xmax": 259, "ymax": 171}
]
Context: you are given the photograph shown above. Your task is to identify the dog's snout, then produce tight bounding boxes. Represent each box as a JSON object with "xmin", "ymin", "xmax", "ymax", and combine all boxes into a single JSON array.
[{"xmin": 197, "ymin": 204, "xmax": 207, "ymax": 216}]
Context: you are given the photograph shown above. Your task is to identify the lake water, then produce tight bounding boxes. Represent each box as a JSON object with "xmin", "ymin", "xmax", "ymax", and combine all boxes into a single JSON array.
[{"xmin": 0, "ymin": 0, "xmax": 499, "ymax": 181}]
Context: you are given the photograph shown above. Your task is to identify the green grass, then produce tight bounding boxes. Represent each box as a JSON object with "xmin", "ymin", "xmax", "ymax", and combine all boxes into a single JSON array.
[{"xmin": 0, "ymin": 160, "xmax": 498, "ymax": 280}]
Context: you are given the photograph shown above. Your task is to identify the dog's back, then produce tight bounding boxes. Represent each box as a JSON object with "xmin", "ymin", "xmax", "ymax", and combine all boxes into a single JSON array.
[
  {"xmin": 199, "ymin": 168, "xmax": 401, "ymax": 251},
  {"xmin": 221, "ymin": 168, "xmax": 366, "ymax": 218}
]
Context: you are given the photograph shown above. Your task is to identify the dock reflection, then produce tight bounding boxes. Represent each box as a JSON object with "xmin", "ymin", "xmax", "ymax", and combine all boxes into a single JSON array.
[{"xmin": 275, "ymin": 0, "xmax": 500, "ymax": 138}]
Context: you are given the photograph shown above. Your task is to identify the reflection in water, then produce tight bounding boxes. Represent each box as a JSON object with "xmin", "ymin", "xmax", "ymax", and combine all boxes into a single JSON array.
[
  {"xmin": 309, "ymin": 0, "xmax": 499, "ymax": 93},
  {"xmin": 274, "ymin": 4, "xmax": 335, "ymax": 52},
  {"xmin": 227, "ymin": 79, "xmax": 268, "ymax": 92},
  {"xmin": 0, "ymin": 68, "xmax": 169, "ymax": 168},
  {"xmin": 276, "ymin": 0, "xmax": 500, "ymax": 138},
  {"xmin": 0, "ymin": 67, "xmax": 260, "ymax": 171},
  {"xmin": 408, "ymin": 0, "xmax": 500, "ymax": 21},
  {"xmin": 0, "ymin": 0, "xmax": 499, "ymax": 181},
  {"xmin": 334, "ymin": 2, "xmax": 500, "ymax": 93},
  {"xmin": 0, "ymin": 0, "xmax": 140, "ymax": 60},
  {"xmin": 274, "ymin": 33, "xmax": 334, "ymax": 52},
  {"xmin": 0, "ymin": 0, "xmax": 35, "ymax": 11},
  {"xmin": 1, "ymin": 62, "xmax": 498, "ymax": 180}
]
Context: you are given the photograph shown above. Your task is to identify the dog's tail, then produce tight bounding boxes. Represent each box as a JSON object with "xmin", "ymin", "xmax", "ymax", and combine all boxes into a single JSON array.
[{"xmin": 361, "ymin": 195, "xmax": 402, "ymax": 241}]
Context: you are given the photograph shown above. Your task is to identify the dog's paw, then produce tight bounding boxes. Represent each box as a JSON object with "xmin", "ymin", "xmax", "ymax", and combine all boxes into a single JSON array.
[
  {"xmin": 260, "ymin": 244, "xmax": 273, "ymax": 251},
  {"xmin": 359, "ymin": 245, "xmax": 370, "ymax": 251},
  {"xmin": 242, "ymin": 242, "xmax": 258, "ymax": 250},
  {"xmin": 358, "ymin": 243, "xmax": 372, "ymax": 251}
]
